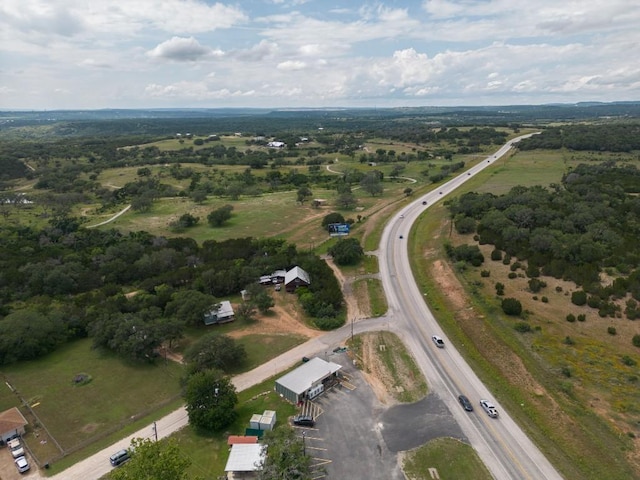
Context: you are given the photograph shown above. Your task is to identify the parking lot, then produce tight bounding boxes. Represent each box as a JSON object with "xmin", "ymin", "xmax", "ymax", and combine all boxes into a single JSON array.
[{"xmin": 293, "ymin": 351, "xmax": 466, "ymax": 479}]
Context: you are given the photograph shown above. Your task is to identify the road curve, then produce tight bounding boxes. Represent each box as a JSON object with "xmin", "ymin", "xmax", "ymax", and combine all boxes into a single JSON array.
[{"xmin": 379, "ymin": 133, "xmax": 562, "ymax": 480}]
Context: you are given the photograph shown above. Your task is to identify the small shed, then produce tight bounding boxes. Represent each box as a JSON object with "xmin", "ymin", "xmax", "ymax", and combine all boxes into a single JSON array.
[
  {"xmin": 284, "ymin": 266, "xmax": 310, "ymax": 293},
  {"xmin": 203, "ymin": 301, "xmax": 235, "ymax": 325},
  {"xmin": 224, "ymin": 443, "xmax": 265, "ymax": 479},
  {"xmin": 0, "ymin": 407, "xmax": 28, "ymax": 443},
  {"xmin": 275, "ymin": 357, "xmax": 341, "ymax": 404},
  {"xmin": 249, "ymin": 414, "xmax": 262, "ymax": 430}
]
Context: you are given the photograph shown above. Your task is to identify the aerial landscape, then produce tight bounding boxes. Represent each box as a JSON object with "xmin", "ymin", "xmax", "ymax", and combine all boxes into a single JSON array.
[{"xmin": 1, "ymin": 1, "xmax": 640, "ymax": 480}]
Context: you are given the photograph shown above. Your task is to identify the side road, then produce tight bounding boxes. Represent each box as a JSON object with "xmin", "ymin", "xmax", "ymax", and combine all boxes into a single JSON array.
[{"xmin": 48, "ymin": 316, "xmax": 390, "ymax": 480}]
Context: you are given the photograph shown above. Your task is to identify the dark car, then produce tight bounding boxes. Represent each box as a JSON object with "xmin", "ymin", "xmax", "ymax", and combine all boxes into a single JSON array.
[
  {"xmin": 458, "ymin": 395, "xmax": 473, "ymax": 412},
  {"xmin": 109, "ymin": 449, "xmax": 130, "ymax": 467},
  {"xmin": 422, "ymin": 200, "xmax": 427, "ymax": 205},
  {"xmin": 292, "ymin": 415, "xmax": 315, "ymax": 427}
]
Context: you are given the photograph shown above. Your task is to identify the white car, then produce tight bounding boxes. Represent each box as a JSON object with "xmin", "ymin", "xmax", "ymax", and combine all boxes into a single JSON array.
[
  {"xmin": 431, "ymin": 335, "xmax": 445, "ymax": 348},
  {"xmin": 8, "ymin": 438, "xmax": 24, "ymax": 458},
  {"xmin": 15, "ymin": 455, "xmax": 30, "ymax": 473},
  {"xmin": 480, "ymin": 399, "xmax": 499, "ymax": 418}
]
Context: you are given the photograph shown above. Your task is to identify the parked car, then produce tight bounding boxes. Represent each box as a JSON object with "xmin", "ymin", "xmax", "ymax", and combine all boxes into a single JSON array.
[
  {"xmin": 431, "ymin": 335, "xmax": 445, "ymax": 348},
  {"xmin": 15, "ymin": 456, "xmax": 30, "ymax": 473},
  {"xmin": 109, "ymin": 449, "xmax": 130, "ymax": 467},
  {"xmin": 458, "ymin": 395, "xmax": 474, "ymax": 412},
  {"xmin": 292, "ymin": 415, "xmax": 315, "ymax": 427},
  {"xmin": 480, "ymin": 399, "xmax": 499, "ymax": 418},
  {"xmin": 8, "ymin": 438, "xmax": 24, "ymax": 458}
]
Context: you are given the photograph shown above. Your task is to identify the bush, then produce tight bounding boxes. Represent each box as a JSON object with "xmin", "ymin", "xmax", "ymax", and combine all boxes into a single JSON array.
[
  {"xmin": 510, "ymin": 261, "xmax": 521, "ymax": 272},
  {"xmin": 541, "ymin": 296, "xmax": 549, "ymax": 303},
  {"xmin": 607, "ymin": 326, "xmax": 617, "ymax": 335},
  {"xmin": 314, "ymin": 316, "xmax": 344, "ymax": 330},
  {"xmin": 501, "ymin": 297, "xmax": 522, "ymax": 316},
  {"xmin": 514, "ymin": 321, "xmax": 532, "ymax": 333},
  {"xmin": 490, "ymin": 249, "xmax": 503, "ymax": 261},
  {"xmin": 528, "ymin": 278, "xmax": 546, "ymax": 293},
  {"xmin": 577, "ymin": 314, "xmax": 586, "ymax": 322},
  {"xmin": 502, "ymin": 254, "xmax": 511, "ymax": 265},
  {"xmin": 526, "ymin": 264, "xmax": 540, "ymax": 278},
  {"xmin": 621, "ymin": 355, "xmax": 637, "ymax": 367},
  {"xmin": 633, "ymin": 334, "xmax": 640, "ymax": 348},
  {"xmin": 571, "ymin": 290, "xmax": 587, "ymax": 306},
  {"xmin": 480, "ymin": 270, "xmax": 490, "ymax": 277},
  {"xmin": 566, "ymin": 313, "xmax": 576, "ymax": 323},
  {"xmin": 495, "ymin": 282, "xmax": 505, "ymax": 296},
  {"xmin": 555, "ymin": 286, "xmax": 563, "ymax": 292},
  {"xmin": 563, "ymin": 336, "xmax": 575, "ymax": 345},
  {"xmin": 561, "ymin": 366, "xmax": 572, "ymax": 378}
]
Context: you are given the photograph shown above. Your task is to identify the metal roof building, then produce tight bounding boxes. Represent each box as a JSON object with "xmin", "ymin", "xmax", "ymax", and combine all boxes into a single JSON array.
[
  {"xmin": 224, "ymin": 443, "xmax": 265, "ymax": 479},
  {"xmin": 275, "ymin": 357, "xmax": 342, "ymax": 404}
]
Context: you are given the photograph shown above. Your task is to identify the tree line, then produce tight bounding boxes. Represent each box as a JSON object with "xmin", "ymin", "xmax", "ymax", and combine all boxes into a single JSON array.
[
  {"xmin": 447, "ymin": 162, "xmax": 640, "ymax": 318},
  {"xmin": 0, "ymin": 222, "xmax": 344, "ymax": 364}
]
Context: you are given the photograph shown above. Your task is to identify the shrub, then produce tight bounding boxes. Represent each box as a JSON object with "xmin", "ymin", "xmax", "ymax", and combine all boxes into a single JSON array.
[
  {"xmin": 526, "ymin": 264, "xmax": 540, "ymax": 278},
  {"xmin": 632, "ymin": 334, "xmax": 640, "ymax": 348},
  {"xmin": 566, "ymin": 313, "xmax": 576, "ymax": 323},
  {"xmin": 454, "ymin": 216, "xmax": 476, "ymax": 234},
  {"xmin": 528, "ymin": 278, "xmax": 546, "ymax": 293},
  {"xmin": 495, "ymin": 282, "xmax": 505, "ymax": 296},
  {"xmin": 502, "ymin": 254, "xmax": 511, "ymax": 265},
  {"xmin": 561, "ymin": 366, "xmax": 572, "ymax": 378},
  {"xmin": 563, "ymin": 336, "xmax": 575, "ymax": 345},
  {"xmin": 480, "ymin": 270, "xmax": 490, "ymax": 277},
  {"xmin": 571, "ymin": 290, "xmax": 587, "ymax": 306},
  {"xmin": 621, "ymin": 355, "xmax": 637, "ymax": 367},
  {"xmin": 490, "ymin": 249, "xmax": 502, "ymax": 261},
  {"xmin": 607, "ymin": 326, "xmax": 617, "ymax": 335},
  {"xmin": 541, "ymin": 296, "xmax": 549, "ymax": 303},
  {"xmin": 577, "ymin": 314, "xmax": 586, "ymax": 322},
  {"xmin": 508, "ymin": 272, "xmax": 517, "ymax": 279},
  {"xmin": 587, "ymin": 296, "xmax": 601, "ymax": 308},
  {"xmin": 510, "ymin": 261, "xmax": 522, "ymax": 272},
  {"xmin": 555, "ymin": 286, "xmax": 563, "ymax": 292},
  {"xmin": 514, "ymin": 322, "xmax": 532, "ymax": 333},
  {"xmin": 501, "ymin": 297, "xmax": 522, "ymax": 316}
]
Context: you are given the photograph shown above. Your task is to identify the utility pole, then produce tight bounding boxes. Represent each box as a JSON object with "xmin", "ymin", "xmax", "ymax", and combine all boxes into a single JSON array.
[
  {"xmin": 351, "ymin": 317, "xmax": 354, "ymax": 343},
  {"xmin": 302, "ymin": 431, "xmax": 306, "ymax": 456},
  {"xmin": 152, "ymin": 421, "xmax": 158, "ymax": 441}
]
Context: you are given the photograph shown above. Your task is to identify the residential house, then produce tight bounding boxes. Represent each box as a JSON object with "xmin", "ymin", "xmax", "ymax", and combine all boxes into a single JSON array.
[
  {"xmin": 284, "ymin": 266, "xmax": 310, "ymax": 293},
  {"xmin": 203, "ymin": 301, "xmax": 235, "ymax": 325},
  {"xmin": 0, "ymin": 407, "xmax": 28, "ymax": 443}
]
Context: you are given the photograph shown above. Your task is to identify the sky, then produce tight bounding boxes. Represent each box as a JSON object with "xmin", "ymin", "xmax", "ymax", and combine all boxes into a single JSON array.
[{"xmin": 1, "ymin": 0, "xmax": 639, "ymax": 110}]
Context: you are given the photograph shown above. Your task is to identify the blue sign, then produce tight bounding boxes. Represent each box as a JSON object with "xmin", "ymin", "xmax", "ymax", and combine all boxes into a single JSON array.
[{"xmin": 328, "ymin": 223, "xmax": 350, "ymax": 237}]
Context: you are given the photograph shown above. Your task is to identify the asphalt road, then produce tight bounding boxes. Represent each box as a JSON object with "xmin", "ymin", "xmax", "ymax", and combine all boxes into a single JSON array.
[{"xmin": 380, "ymin": 133, "xmax": 563, "ymax": 480}]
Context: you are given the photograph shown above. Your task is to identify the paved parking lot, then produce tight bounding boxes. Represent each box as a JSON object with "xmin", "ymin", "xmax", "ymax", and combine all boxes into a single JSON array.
[{"xmin": 298, "ymin": 351, "xmax": 466, "ymax": 479}]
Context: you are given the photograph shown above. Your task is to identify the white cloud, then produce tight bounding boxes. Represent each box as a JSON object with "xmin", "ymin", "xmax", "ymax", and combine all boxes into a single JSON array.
[
  {"xmin": 277, "ymin": 60, "xmax": 306, "ymax": 71},
  {"xmin": 147, "ymin": 37, "xmax": 221, "ymax": 62}
]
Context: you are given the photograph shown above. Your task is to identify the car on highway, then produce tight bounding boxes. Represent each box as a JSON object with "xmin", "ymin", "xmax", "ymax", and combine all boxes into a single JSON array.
[
  {"xmin": 480, "ymin": 399, "xmax": 499, "ymax": 418},
  {"xmin": 399, "ymin": 235, "xmax": 403, "ymax": 239},
  {"xmin": 399, "ymin": 214, "xmax": 404, "ymax": 218},
  {"xmin": 8, "ymin": 438, "xmax": 24, "ymax": 458},
  {"xmin": 15, "ymin": 456, "xmax": 30, "ymax": 473},
  {"xmin": 431, "ymin": 335, "xmax": 445, "ymax": 348},
  {"xmin": 422, "ymin": 200, "xmax": 427, "ymax": 205},
  {"xmin": 292, "ymin": 415, "xmax": 315, "ymax": 427},
  {"xmin": 458, "ymin": 395, "xmax": 474, "ymax": 411}
]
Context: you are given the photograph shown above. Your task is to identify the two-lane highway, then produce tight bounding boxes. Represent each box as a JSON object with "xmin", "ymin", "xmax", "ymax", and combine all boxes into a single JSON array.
[{"xmin": 380, "ymin": 133, "xmax": 563, "ymax": 480}]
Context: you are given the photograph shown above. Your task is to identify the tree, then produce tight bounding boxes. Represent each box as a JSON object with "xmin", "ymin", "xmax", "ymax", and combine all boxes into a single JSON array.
[
  {"xmin": 335, "ymin": 192, "xmax": 357, "ymax": 209},
  {"xmin": 328, "ymin": 238, "xmax": 364, "ymax": 266},
  {"xmin": 501, "ymin": 297, "xmax": 523, "ymax": 316},
  {"xmin": 184, "ymin": 370, "xmax": 238, "ymax": 431},
  {"xmin": 360, "ymin": 171, "xmax": 384, "ymax": 196},
  {"xmin": 571, "ymin": 290, "xmax": 587, "ymax": 306},
  {"xmin": 164, "ymin": 290, "xmax": 217, "ymax": 327},
  {"xmin": 208, "ymin": 204, "xmax": 234, "ymax": 227},
  {"xmin": 183, "ymin": 333, "xmax": 247, "ymax": 374},
  {"xmin": 296, "ymin": 186, "xmax": 313, "ymax": 204},
  {"xmin": 244, "ymin": 282, "xmax": 275, "ymax": 314},
  {"xmin": 321, "ymin": 212, "xmax": 345, "ymax": 230},
  {"xmin": 108, "ymin": 437, "xmax": 197, "ymax": 480},
  {"xmin": 258, "ymin": 427, "xmax": 314, "ymax": 480}
]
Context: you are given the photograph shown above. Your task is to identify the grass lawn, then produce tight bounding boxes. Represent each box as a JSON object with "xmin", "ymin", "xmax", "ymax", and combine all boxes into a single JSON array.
[
  {"xmin": 2, "ymin": 339, "xmax": 185, "ymax": 464},
  {"xmin": 402, "ymin": 438, "xmax": 493, "ymax": 480}
]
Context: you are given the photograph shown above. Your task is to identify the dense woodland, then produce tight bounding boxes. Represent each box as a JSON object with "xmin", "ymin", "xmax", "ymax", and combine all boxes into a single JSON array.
[
  {"xmin": 0, "ymin": 227, "xmax": 343, "ymax": 365},
  {"xmin": 518, "ymin": 123, "xmax": 640, "ymax": 152},
  {"xmin": 448, "ymin": 162, "xmax": 640, "ymax": 319}
]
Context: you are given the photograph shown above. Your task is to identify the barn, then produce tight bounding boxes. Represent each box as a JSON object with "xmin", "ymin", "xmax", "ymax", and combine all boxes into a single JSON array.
[
  {"xmin": 274, "ymin": 357, "xmax": 342, "ymax": 404},
  {"xmin": 284, "ymin": 266, "xmax": 310, "ymax": 293}
]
